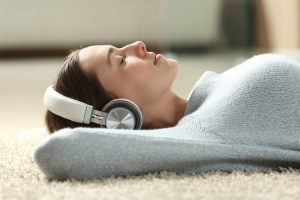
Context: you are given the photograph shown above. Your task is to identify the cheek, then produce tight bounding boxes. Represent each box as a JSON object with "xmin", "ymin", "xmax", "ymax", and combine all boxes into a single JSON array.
[
  {"xmin": 114, "ymin": 60, "xmax": 162, "ymax": 98},
  {"xmin": 124, "ymin": 60, "xmax": 144, "ymax": 71},
  {"xmin": 121, "ymin": 64, "xmax": 153, "ymax": 92},
  {"xmin": 122, "ymin": 61, "xmax": 149, "ymax": 80}
]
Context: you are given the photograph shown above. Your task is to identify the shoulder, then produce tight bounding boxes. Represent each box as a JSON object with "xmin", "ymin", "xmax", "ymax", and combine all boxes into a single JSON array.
[
  {"xmin": 220, "ymin": 53, "xmax": 300, "ymax": 81},
  {"xmin": 250, "ymin": 53, "xmax": 299, "ymax": 64},
  {"xmin": 241, "ymin": 53, "xmax": 300, "ymax": 73}
]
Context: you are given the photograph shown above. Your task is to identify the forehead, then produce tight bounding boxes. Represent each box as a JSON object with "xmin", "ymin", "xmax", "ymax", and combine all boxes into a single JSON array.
[{"xmin": 79, "ymin": 45, "xmax": 110, "ymax": 73}]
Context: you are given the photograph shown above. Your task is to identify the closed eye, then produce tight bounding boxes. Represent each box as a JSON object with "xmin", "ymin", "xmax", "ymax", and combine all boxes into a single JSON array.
[{"xmin": 121, "ymin": 55, "xmax": 126, "ymax": 64}]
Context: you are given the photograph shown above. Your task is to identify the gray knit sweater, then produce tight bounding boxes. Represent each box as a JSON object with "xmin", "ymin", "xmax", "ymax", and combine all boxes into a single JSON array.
[{"xmin": 33, "ymin": 53, "xmax": 300, "ymax": 181}]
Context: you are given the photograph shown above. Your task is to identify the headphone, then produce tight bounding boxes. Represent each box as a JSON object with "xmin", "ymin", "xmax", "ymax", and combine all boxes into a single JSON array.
[{"xmin": 43, "ymin": 85, "xmax": 143, "ymax": 130}]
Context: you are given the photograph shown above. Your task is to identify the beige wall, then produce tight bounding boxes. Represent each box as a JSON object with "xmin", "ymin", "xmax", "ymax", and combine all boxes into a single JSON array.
[
  {"xmin": 0, "ymin": 1, "xmax": 162, "ymax": 48},
  {"xmin": 0, "ymin": 0, "xmax": 222, "ymax": 50},
  {"xmin": 254, "ymin": 0, "xmax": 300, "ymax": 50}
]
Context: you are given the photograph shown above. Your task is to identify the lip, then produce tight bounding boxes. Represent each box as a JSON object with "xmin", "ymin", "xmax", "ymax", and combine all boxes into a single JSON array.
[
  {"xmin": 150, "ymin": 52, "xmax": 157, "ymax": 65},
  {"xmin": 155, "ymin": 54, "xmax": 162, "ymax": 64}
]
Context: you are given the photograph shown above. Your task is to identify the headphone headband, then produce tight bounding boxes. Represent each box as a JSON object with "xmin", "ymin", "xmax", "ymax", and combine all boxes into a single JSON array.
[
  {"xmin": 43, "ymin": 85, "xmax": 143, "ymax": 129},
  {"xmin": 43, "ymin": 85, "xmax": 94, "ymax": 124}
]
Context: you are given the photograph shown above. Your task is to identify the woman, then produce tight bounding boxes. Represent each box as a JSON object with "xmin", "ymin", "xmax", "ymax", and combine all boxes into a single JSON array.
[
  {"xmin": 35, "ymin": 41, "xmax": 300, "ymax": 181},
  {"xmin": 46, "ymin": 41, "xmax": 188, "ymax": 133}
]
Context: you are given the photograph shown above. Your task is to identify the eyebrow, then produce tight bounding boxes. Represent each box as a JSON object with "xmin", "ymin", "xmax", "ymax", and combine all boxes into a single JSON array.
[{"xmin": 107, "ymin": 47, "xmax": 114, "ymax": 67}]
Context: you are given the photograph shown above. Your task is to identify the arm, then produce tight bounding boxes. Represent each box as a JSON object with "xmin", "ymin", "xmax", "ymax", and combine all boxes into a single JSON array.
[{"xmin": 33, "ymin": 125, "xmax": 240, "ymax": 181}]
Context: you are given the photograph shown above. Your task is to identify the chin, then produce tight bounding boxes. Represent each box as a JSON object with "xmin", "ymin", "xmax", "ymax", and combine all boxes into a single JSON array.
[
  {"xmin": 170, "ymin": 59, "xmax": 180, "ymax": 71},
  {"xmin": 166, "ymin": 60, "xmax": 179, "ymax": 79},
  {"xmin": 167, "ymin": 58, "xmax": 179, "ymax": 67}
]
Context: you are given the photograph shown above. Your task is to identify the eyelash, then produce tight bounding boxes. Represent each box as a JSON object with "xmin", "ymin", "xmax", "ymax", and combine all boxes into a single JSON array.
[{"xmin": 121, "ymin": 55, "xmax": 126, "ymax": 64}]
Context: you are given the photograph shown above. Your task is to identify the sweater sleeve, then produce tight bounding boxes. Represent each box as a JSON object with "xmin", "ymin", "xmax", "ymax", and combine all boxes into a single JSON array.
[{"xmin": 33, "ymin": 126, "xmax": 241, "ymax": 181}]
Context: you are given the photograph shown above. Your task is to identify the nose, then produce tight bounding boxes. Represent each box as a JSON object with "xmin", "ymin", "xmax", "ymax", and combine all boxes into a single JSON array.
[{"xmin": 122, "ymin": 41, "xmax": 147, "ymax": 58}]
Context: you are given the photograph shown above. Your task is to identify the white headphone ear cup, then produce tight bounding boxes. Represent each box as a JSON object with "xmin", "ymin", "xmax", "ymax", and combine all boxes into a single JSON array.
[{"xmin": 101, "ymin": 99, "xmax": 143, "ymax": 130}]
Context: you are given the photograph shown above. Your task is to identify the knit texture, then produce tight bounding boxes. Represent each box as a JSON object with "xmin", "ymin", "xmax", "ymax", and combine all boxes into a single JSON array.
[{"xmin": 33, "ymin": 53, "xmax": 300, "ymax": 181}]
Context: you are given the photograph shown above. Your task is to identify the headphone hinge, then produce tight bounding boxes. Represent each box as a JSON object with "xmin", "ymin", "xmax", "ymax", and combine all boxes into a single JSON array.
[{"xmin": 91, "ymin": 110, "xmax": 107, "ymax": 125}]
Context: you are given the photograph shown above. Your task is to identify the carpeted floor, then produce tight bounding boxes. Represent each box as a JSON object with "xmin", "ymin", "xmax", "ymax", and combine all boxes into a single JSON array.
[
  {"xmin": 2, "ymin": 128, "xmax": 300, "ymax": 200},
  {"xmin": 2, "ymin": 49, "xmax": 300, "ymax": 200}
]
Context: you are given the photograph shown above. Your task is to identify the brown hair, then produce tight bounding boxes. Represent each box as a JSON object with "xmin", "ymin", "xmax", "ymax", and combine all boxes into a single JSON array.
[{"xmin": 45, "ymin": 49, "xmax": 152, "ymax": 134}]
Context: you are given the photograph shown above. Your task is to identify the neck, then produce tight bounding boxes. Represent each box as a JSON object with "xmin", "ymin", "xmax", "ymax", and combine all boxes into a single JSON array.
[{"xmin": 141, "ymin": 91, "xmax": 188, "ymax": 129}]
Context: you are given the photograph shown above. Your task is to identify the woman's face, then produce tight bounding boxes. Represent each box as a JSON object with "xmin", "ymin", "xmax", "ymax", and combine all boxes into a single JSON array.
[{"xmin": 79, "ymin": 41, "xmax": 179, "ymax": 105}]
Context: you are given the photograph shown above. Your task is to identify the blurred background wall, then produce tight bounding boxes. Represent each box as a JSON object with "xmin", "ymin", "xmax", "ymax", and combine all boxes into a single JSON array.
[
  {"xmin": 253, "ymin": 0, "xmax": 300, "ymax": 58},
  {"xmin": 0, "ymin": 0, "xmax": 299, "ymax": 58},
  {"xmin": 0, "ymin": 0, "xmax": 222, "ymax": 57}
]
